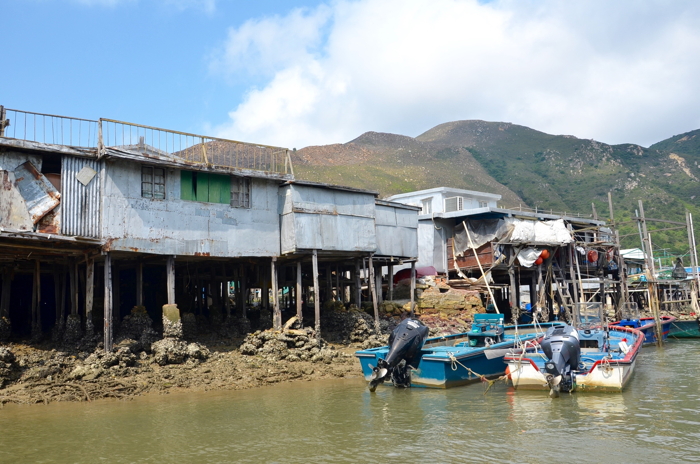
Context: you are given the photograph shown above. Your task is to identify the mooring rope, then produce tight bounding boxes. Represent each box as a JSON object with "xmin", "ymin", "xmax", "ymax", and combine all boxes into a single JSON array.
[{"xmin": 447, "ymin": 352, "xmax": 509, "ymax": 394}]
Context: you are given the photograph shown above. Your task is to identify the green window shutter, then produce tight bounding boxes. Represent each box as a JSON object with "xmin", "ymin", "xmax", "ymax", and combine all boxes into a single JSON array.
[
  {"xmin": 196, "ymin": 172, "xmax": 210, "ymax": 202},
  {"xmin": 180, "ymin": 171, "xmax": 194, "ymax": 201},
  {"xmin": 207, "ymin": 173, "xmax": 230, "ymax": 204}
]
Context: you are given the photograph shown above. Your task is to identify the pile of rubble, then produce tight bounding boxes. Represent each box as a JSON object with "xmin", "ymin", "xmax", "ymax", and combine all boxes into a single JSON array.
[{"xmin": 0, "ymin": 346, "xmax": 17, "ymax": 388}]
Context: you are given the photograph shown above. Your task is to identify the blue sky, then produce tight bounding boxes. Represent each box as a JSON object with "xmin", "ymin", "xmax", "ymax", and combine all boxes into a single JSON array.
[{"xmin": 4, "ymin": 0, "xmax": 700, "ymax": 150}]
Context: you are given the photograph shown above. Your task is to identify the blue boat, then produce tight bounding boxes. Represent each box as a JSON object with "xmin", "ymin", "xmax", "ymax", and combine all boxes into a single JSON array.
[
  {"xmin": 609, "ymin": 303, "xmax": 676, "ymax": 345},
  {"xmin": 355, "ymin": 313, "xmax": 563, "ymax": 389}
]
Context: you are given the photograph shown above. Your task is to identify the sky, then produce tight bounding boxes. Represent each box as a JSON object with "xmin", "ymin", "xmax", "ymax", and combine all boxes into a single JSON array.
[{"xmin": 4, "ymin": 0, "xmax": 700, "ymax": 150}]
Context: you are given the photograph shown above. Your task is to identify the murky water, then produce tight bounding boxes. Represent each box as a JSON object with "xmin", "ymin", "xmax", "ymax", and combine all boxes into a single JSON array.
[{"xmin": 2, "ymin": 340, "xmax": 700, "ymax": 464}]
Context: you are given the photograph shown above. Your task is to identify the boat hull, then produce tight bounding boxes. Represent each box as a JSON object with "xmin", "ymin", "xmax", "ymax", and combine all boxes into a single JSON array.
[
  {"xmin": 668, "ymin": 319, "xmax": 700, "ymax": 339},
  {"xmin": 356, "ymin": 323, "xmax": 561, "ymax": 389},
  {"xmin": 610, "ymin": 316, "xmax": 676, "ymax": 345},
  {"xmin": 504, "ymin": 325, "xmax": 643, "ymax": 393}
]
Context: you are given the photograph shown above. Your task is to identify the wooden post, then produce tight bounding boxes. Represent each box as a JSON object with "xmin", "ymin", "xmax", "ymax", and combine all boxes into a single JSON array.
[
  {"xmin": 239, "ymin": 264, "xmax": 248, "ymax": 320},
  {"xmin": 223, "ymin": 263, "xmax": 231, "ymax": 319},
  {"xmin": 687, "ymin": 212, "xmax": 700, "ymax": 296},
  {"xmin": 136, "ymin": 260, "xmax": 143, "ymax": 307},
  {"xmin": 86, "ymin": 258, "xmax": 94, "ymax": 332},
  {"xmin": 104, "ymin": 253, "xmax": 113, "ymax": 352},
  {"xmin": 375, "ymin": 263, "xmax": 383, "ymax": 305},
  {"xmin": 69, "ymin": 261, "xmax": 79, "ymax": 316},
  {"xmin": 335, "ymin": 266, "xmax": 340, "ymax": 302},
  {"xmin": 388, "ymin": 264, "xmax": 394, "ymax": 301},
  {"xmin": 354, "ymin": 259, "xmax": 362, "ymax": 307},
  {"xmin": 568, "ymin": 243, "xmax": 580, "ymax": 304},
  {"xmin": 638, "ymin": 201, "xmax": 663, "ymax": 346},
  {"xmin": 410, "ymin": 261, "xmax": 416, "ymax": 318},
  {"xmin": 166, "ymin": 256, "xmax": 175, "ymax": 305},
  {"xmin": 369, "ymin": 254, "xmax": 380, "ymax": 332},
  {"xmin": 296, "ymin": 261, "xmax": 303, "ymax": 324},
  {"xmin": 509, "ymin": 263, "xmax": 517, "ymax": 321},
  {"xmin": 272, "ymin": 257, "xmax": 281, "ymax": 330},
  {"xmin": 326, "ymin": 265, "xmax": 332, "ymax": 303},
  {"xmin": 312, "ymin": 250, "xmax": 321, "ymax": 342}
]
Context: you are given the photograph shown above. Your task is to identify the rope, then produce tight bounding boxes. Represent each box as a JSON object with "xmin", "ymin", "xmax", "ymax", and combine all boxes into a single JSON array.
[{"xmin": 447, "ymin": 352, "xmax": 509, "ymax": 394}]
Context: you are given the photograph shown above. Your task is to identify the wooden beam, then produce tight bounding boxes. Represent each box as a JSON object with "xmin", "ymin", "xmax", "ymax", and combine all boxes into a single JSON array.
[
  {"xmin": 167, "ymin": 256, "xmax": 176, "ymax": 305},
  {"xmin": 272, "ymin": 257, "xmax": 281, "ymax": 330},
  {"xmin": 312, "ymin": 250, "xmax": 320, "ymax": 342},
  {"xmin": 296, "ymin": 261, "xmax": 303, "ymax": 324},
  {"xmin": 136, "ymin": 260, "xmax": 143, "ymax": 307},
  {"xmin": 388, "ymin": 264, "xmax": 394, "ymax": 301},
  {"xmin": 410, "ymin": 261, "xmax": 416, "ymax": 318},
  {"xmin": 85, "ymin": 258, "xmax": 94, "ymax": 330},
  {"xmin": 354, "ymin": 259, "xmax": 362, "ymax": 307},
  {"xmin": 369, "ymin": 254, "xmax": 379, "ymax": 332},
  {"xmin": 104, "ymin": 253, "xmax": 113, "ymax": 352}
]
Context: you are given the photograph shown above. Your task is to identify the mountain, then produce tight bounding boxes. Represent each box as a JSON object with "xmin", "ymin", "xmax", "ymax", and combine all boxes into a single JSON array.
[{"xmin": 292, "ymin": 122, "xmax": 700, "ymax": 255}]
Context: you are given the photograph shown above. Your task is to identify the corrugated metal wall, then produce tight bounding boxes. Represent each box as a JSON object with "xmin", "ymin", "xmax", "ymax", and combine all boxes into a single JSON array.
[{"xmin": 61, "ymin": 156, "xmax": 101, "ymax": 238}]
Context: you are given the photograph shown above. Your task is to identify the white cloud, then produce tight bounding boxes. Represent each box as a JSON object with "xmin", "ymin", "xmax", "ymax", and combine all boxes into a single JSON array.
[{"xmin": 210, "ymin": 0, "xmax": 700, "ymax": 149}]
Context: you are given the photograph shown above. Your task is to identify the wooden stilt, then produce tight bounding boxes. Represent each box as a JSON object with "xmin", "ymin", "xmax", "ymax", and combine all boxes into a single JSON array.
[
  {"xmin": 296, "ymin": 261, "xmax": 303, "ymax": 324},
  {"xmin": 388, "ymin": 264, "xmax": 394, "ymax": 301},
  {"xmin": 312, "ymin": 250, "xmax": 321, "ymax": 342},
  {"xmin": 136, "ymin": 260, "xmax": 143, "ymax": 307},
  {"xmin": 509, "ymin": 263, "xmax": 517, "ymax": 319},
  {"xmin": 272, "ymin": 257, "xmax": 281, "ymax": 330},
  {"xmin": 354, "ymin": 259, "xmax": 362, "ymax": 307},
  {"xmin": 369, "ymin": 254, "xmax": 380, "ymax": 332},
  {"xmin": 104, "ymin": 253, "xmax": 113, "ymax": 352},
  {"xmin": 410, "ymin": 261, "xmax": 416, "ymax": 318},
  {"xmin": 167, "ymin": 256, "xmax": 176, "ymax": 305},
  {"xmin": 375, "ymin": 263, "xmax": 383, "ymax": 305},
  {"xmin": 240, "ymin": 264, "xmax": 248, "ymax": 320},
  {"xmin": 86, "ymin": 258, "xmax": 94, "ymax": 332},
  {"xmin": 335, "ymin": 266, "xmax": 340, "ymax": 302}
]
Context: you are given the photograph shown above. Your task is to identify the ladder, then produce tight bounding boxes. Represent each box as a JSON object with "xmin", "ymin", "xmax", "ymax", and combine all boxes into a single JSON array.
[{"xmin": 553, "ymin": 265, "xmax": 576, "ymax": 321}]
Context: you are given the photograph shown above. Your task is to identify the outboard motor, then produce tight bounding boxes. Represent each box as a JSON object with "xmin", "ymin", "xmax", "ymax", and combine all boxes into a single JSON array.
[
  {"xmin": 540, "ymin": 325, "xmax": 580, "ymax": 398},
  {"xmin": 368, "ymin": 318, "xmax": 429, "ymax": 392}
]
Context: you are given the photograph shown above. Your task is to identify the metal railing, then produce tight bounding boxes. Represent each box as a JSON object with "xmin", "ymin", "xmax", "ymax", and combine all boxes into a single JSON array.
[
  {"xmin": 101, "ymin": 119, "xmax": 290, "ymax": 175},
  {"xmin": 0, "ymin": 107, "xmax": 292, "ymax": 176},
  {"xmin": 1, "ymin": 107, "xmax": 99, "ymax": 148}
]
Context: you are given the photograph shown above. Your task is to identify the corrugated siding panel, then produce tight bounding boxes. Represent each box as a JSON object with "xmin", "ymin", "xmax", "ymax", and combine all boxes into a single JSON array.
[{"xmin": 61, "ymin": 156, "xmax": 101, "ymax": 238}]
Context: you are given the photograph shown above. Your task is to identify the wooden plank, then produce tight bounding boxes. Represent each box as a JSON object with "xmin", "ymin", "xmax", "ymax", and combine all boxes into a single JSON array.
[{"xmin": 447, "ymin": 238, "xmax": 496, "ymax": 270}]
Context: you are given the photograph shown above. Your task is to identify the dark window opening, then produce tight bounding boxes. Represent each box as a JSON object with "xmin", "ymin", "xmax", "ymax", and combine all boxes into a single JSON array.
[
  {"xmin": 231, "ymin": 177, "xmax": 251, "ymax": 208},
  {"xmin": 142, "ymin": 165, "xmax": 165, "ymax": 199}
]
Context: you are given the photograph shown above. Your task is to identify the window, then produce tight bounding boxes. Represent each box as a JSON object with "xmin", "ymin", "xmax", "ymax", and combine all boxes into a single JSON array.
[
  {"xmin": 231, "ymin": 177, "xmax": 251, "ymax": 208},
  {"xmin": 142, "ymin": 166, "xmax": 165, "ymax": 199},
  {"xmin": 444, "ymin": 196, "xmax": 463, "ymax": 212},
  {"xmin": 421, "ymin": 198, "xmax": 432, "ymax": 215},
  {"xmin": 479, "ymin": 201, "xmax": 488, "ymax": 208},
  {"xmin": 180, "ymin": 171, "xmax": 230, "ymax": 204}
]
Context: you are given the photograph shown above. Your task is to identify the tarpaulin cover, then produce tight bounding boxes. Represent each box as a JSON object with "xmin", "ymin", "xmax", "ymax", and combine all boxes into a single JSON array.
[{"xmin": 454, "ymin": 218, "xmax": 573, "ymax": 256}]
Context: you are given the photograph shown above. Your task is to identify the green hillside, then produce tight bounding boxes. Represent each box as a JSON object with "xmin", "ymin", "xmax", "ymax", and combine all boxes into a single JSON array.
[{"xmin": 293, "ymin": 122, "xmax": 700, "ymax": 258}]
